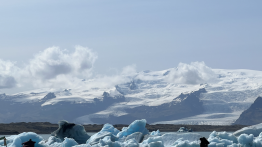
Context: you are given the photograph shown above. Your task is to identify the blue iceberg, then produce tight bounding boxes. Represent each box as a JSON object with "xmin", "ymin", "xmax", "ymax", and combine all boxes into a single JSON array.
[{"xmin": 2, "ymin": 119, "xmax": 262, "ymax": 147}]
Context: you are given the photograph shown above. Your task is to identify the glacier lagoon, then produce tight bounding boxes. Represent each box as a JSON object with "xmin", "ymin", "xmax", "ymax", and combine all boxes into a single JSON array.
[{"xmin": 0, "ymin": 119, "xmax": 262, "ymax": 147}]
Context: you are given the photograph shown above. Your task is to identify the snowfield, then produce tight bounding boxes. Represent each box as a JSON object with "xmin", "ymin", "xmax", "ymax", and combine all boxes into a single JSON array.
[{"xmin": 1, "ymin": 62, "xmax": 262, "ymax": 124}]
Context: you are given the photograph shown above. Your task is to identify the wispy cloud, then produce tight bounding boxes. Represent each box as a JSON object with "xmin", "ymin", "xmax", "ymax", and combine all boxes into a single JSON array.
[{"xmin": 0, "ymin": 59, "xmax": 18, "ymax": 89}]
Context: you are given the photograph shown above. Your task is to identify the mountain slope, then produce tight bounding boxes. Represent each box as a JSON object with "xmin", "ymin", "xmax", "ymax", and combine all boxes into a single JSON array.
[
  {"xmin": 91, "ymin": 88, "xmax": 206, "ymax": 124},
  {"xmin": 0, "ymin": 68, "xmax": 262, "ymax": 124},
  {"xmin": 234, "ymin": 96, "xmax": 262, "ymax": 125}
]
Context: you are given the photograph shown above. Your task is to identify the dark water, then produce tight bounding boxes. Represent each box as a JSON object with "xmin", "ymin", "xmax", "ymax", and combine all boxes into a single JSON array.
[{"xmin": 1, "ymin": 132, "xmax": 233, "ymax": 141}]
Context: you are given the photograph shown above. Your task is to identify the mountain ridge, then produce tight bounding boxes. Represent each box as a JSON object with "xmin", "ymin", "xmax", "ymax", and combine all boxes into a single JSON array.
[{"xmin": 1, "ymin": 68, "xmax": 262, "ymax": 125}]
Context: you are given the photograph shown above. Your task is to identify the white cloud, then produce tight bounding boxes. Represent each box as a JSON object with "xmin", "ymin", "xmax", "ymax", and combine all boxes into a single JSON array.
[
  {"xmin": 166, "ymin": 61, "xmax": 218, "ymax": 85},
  {"xmin": 0, "ymin": 46, "xmax": 98, "ymax": 91},
  {"xmin": 0, "ymin": 59, "xmax": 18, "ymax": 89},
  {"xmin": 21, "ymin": 46, "xmax": 97, "ymax": 89},
  {"xmin": 26, "ymin": 46, "xmax": 97, "ymax": 80},
  {"xmin": 85, "ymin": 65, "xmax": 138, "ymax": 89},
  {"xmin": 121, "ymin": 64, "xmax": 137, "ymax": 76},
  {"xmin": 0, "ymin": 47, "xmax": 217, "ymax": 94}
]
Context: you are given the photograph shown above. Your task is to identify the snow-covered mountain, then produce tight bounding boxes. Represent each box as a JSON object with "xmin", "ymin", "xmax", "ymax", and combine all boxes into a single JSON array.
[{"xmin": 1, "ymin": 67, "xmax": 262, "ymax": 125}]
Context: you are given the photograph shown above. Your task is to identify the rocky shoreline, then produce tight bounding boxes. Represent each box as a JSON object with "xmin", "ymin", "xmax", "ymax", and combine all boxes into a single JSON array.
[{"xmin": 0, "ymin": 122, "xmax": 248, "ymax": 135}]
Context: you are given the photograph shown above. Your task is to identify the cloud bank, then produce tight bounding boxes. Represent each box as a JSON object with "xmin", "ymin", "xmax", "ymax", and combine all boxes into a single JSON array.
[
  {"xmin": 0, "ymin": 46, "xmax": 217, "ymax": 93},
  {"xmin": 26, "ymin": 46, "xmax": 97, "ymax": 80},
  {"xmin": 0, "ymin": 46, "xmax": 97, "ymax": 91},
  {"xmin": 166, "ymin": 62, "xmax": 217, "ymax": 85}
]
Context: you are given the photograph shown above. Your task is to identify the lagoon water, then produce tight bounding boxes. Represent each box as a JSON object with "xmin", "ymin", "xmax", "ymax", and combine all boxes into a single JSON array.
[{"xmin": 1, "ymin": 132, "xmax": 232, "ymax": 140}]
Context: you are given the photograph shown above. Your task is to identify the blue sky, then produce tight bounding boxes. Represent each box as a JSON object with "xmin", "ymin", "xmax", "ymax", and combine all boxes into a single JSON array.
[{"xmin": 0, "ymin": 1, "xmax": 262, "ymax": 93}]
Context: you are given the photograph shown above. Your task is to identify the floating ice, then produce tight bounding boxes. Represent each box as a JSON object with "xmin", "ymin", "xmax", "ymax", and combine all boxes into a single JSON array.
[
  {"xmin": 150, "ymin": 130, "xmax": 161, "ymax": 136},
  {"xmin": 3, "ymin": 119, "xmax": 262, "ymax": 147},
  {"xmin": 0, "ymin": 132, "xmax": 44, "ymax": 147},
  {"xmin": 116, "ymin": 119, "xmax": 149, "ymax": 138},
  {"xmin": 234, "ymin": 123, "xmax": 262, "ymax": 137},
  {"xmin": 51, "ymin": 120, "xmax": 90, "ymax": 144},
  {"xmin": 86, "ymin": 123, "xmax": 119, "ymax": 145}
]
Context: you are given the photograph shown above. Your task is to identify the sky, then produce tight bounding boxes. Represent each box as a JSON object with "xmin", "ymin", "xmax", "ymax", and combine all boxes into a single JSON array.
[{"xmin": 0, "ymin": 0, "xmax": 262, "ymax": 94}]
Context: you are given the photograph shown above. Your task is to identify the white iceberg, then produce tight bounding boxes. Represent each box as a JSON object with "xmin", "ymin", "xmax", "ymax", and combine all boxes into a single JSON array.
[{"xmin": 234, "ymin": 123, "xmax": 262, "ymax": 137}]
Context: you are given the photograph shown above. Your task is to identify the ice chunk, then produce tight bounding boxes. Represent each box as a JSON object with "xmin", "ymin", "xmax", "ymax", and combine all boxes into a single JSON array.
[
  {"xmin": 44, "ymin": 136, "xmax": 62, "ymax": 146},
  {"xmin": 73, "ymin": 144, "xmax": 92, "ymax": 147},
  {"xmin": 122, "ymin": 138, "xmax": 139, "ymax": 147},
  {"xmin": 91, "ymin": 136, "xmax": 122, "ymax": 147},
  {"xmin": 150, "ymin": 130, "xmax": 162, "ymax": 136},
  {"xmin": 141, "ymin": 136, "xmax": 163, "ymax": 145},
  {"xmin": 0, "ymin": 132, "xmax": 44, "ymax": 147},
  {"xmin": 124, "ymin": 132, "xmax": 144, "ymax": 143},
  {"xmin": 161, "ymin": 133, "xmax": 201, "ymax": 146},
  {"xmin": 141, "ymin": 133, "xmax": 201, "ymax": 147},
  {"xmin": 51, "ymin": 120, "xmax": 90, "ymax": 144},
  {"xmin": 86, "ymin": 132, "xmax": 117, "ymax": 145},
  {"xmin": 148, "ymin": 141, "xmax": 164, "ymax": 147},
  {"xmin": 61, "ymin": 137, "xmax": 78, "ymax": 147},
  {"xmin": 234, "ymin": 123, "xmax": 262, "ymax": 137},
  {"xmin": 171, "ymin": 138, "xmax": 200, "ymax": 147},
  {"xmin": 208, "ymin": 136, "xmax": 233, "ymax": 147},
  {"xmin": 253, "ymin": 132, "xmax": 262, "ymax": 147},
  {"xmin": 86, "ymin": 123, "xmax": 119, "ymax": 145},
  {"xmin": 99, "ymin": 123, "xmax": 120, "ymax": 136},
  {"xmin": 238, "ymin": 134, "xmax": 254, "ymax": 147},
  {"xmin": 44, "ymin": 137, "xmax": 78, "ymax": 147},
  {"xmin": 117, "ymin": 119, "xmax": 149, "ymax": 138},
  {"xmin": 209, "ymin": 131, "xmax": 238, "ymax": 143},
  {"xmin": 227, "ymin": 143, "xmax": 239, "ymax": 147}
]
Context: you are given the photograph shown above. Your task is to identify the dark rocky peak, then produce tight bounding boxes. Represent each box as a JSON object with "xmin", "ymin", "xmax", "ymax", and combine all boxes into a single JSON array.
[
  {"xmin": 102, "ymin": 92, "xmax": 110, "ymax": 98},
  {"xmin": 192, "ymin": 88, "xmax": 207, "ymax": 95},
  {"xmin": 129, "ymin": 81, "xmax": 137, "ymax": 90},
  {"xmin": 62, "ymin": 89, "xmax": 72, "ymax": 96},
  {"xmin": 41, "ymin": 92, "xmax": 56, "ymax": 102},
  {"xmin": 250, "ymin": 96, "xmax": 262, "ymax": 109},
  {"xmin": 173, "ymin": 88, "xmax": 207, "ymax": 102},
  {"xmin": 115, "ymin": 85, "xmax": 125, "ymax": 95},
  {"xmin": 172, "ymin": 93, "xmax": 188, "ymax": 102},
  {"xmin": 102, "ymin": 91, "xmax": 125, "ymax": 100},
  {"xmin": 0, "ymin": 93, "xmax": 6, "ymax": 99},
  {"xmin": 234, "ymin": 96, "xmax": 262, "ymax": 125},
  {"xmin": 163, "ymin": 70, "xmax": 170, "ymax": 76}
]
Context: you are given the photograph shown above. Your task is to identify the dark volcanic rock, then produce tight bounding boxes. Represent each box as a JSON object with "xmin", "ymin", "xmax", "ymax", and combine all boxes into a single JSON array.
[
  {"xmin": 234, "ymin": 96, "xmax": 262, "ymax": 125},
  {"xmin": 91, "ymin": 88, "xmax": 206, "ymax": 124}
]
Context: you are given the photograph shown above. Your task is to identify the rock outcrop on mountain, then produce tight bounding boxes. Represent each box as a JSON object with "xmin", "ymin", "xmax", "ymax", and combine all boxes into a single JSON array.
[
  {"xmin": 234, "ymin": 96, "xmax": 262, "ymax": 125},
  {"xmin": 91, "ymin": 88, "xmax": 206, "ymax": 124}
]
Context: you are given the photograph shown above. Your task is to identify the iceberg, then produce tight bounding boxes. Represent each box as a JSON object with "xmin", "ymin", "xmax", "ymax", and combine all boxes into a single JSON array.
[
  {"xmin": 86, "ymin": 123, "xmax": 119, "ymax": 145},
  {"xmin": 3, "ymin": 119, "xmax": 262, "ymax": 147},
  {"xmin": 234, "ymin": 123, "xmax": 262, "ymax": 137},
  {"xmin": 0, "ymin": 132, "xmax": 44, "ymax": 147},
  {"xmin": 116, "ymin": 119, "xmax": 149, "ymax": 138},
  {"xmin": 150, "ymin": 130, "xmax": 161, "ymax": 136},
  {"xmin": 51, "ymin": 120, "xmax": 90, "ymax": 144}
]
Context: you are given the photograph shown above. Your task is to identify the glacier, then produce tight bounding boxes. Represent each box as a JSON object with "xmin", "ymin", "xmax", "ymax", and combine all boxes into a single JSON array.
[
  {"xmin": 1, "ymin": 65, "xmax": 262, "ymax": 124},
  {"xmin": 2, "ymin": 119, "xmax": 262, "ymax": 147}
]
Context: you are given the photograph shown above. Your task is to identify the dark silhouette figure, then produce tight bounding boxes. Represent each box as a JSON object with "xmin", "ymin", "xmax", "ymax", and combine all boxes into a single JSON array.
[
  {"xmin": 22, "ymin": 139, "xmax": 36, "ymax": 147},
  {"xmin": 200, "ymin": 137, "xmax": 209, "ymax": 147}
]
